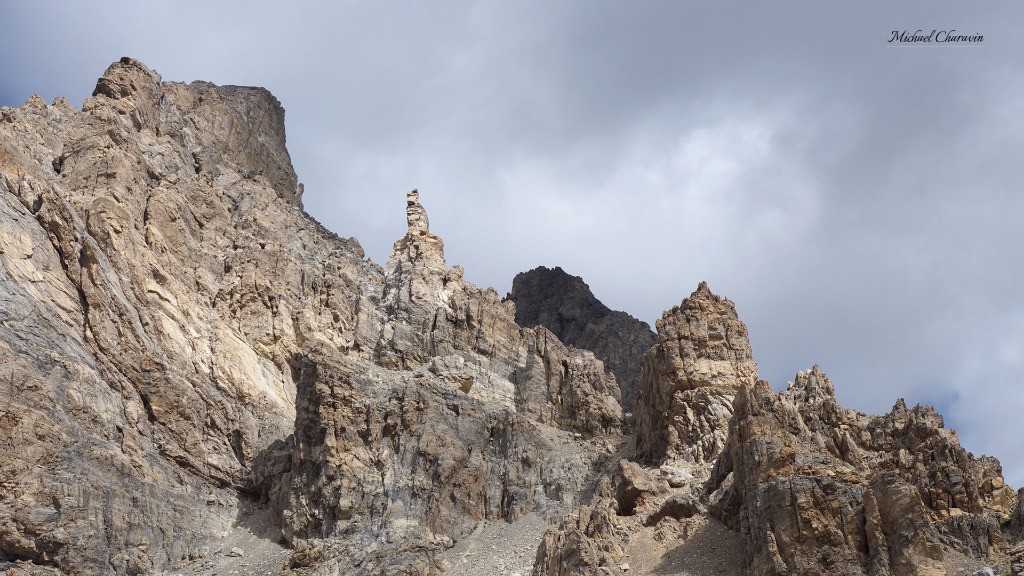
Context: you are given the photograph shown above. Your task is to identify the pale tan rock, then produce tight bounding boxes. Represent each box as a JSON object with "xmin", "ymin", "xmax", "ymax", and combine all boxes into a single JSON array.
[
  {"xmin": 634, "ymin": 281, "xmax": 757, "ymax": 465},
  {"xmin": 1, "ymin": 57, "xmax": 372, "ymax": 573},
  {"xmin": 532, "ymin": 503, "xmax": 624, "ymax": 576},
  {"xmin": 707, "ymin": 366, "xmax": 1018, "ymax": 575},
  {"xmin": 370, "ymin": 190, "xmax": 622, "ymax": 436},
  {"xmin": 2, "ymin": 58, "xmax": 1021, "ymax": 576}
]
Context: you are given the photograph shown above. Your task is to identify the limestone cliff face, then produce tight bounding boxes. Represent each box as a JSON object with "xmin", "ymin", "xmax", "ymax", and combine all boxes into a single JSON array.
[
  {"xmin": 537, "ymin": 290, "xmax": 1021, "ymax": 576},
  {"xmin": 0, "ymin": 59, "xmax": 622, "ymax": 575},
  {"xmin": 257, "ymin": 191, "xmax": 626, "ymax": 573},
  {"xmin": 2, "ymin": 58, "xmax": 1021, "ymax": 576},
  {"xmin": 263, "ymin": 348, "xmax": 615, "ymax": 575},
  {"xmin": 634, "ymin": 282, "xmax": 758, "ymax": 466},
  {"xmin": 0, "ymin": 57, "xmax": 374, "ymax": 574},
  {"xmin": 506, "ymin": 266, "xmax": 657, "ymax": 411},
  {"xmin": 368, "ymin": 190, "xmax": 622, "ymax": 435}
]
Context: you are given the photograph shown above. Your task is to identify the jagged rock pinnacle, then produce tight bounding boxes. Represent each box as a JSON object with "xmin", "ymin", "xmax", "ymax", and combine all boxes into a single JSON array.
[
  {"xmin": 3, "ymin": 58, "xmax": 1020, "ymax": 576},
  {"xmin": 406, "ymin": 188, "xmax": 429, "ymax": 234},
  {"xmin": 635, "ymin": 282, "xmax": 758, "ymax": 464}
]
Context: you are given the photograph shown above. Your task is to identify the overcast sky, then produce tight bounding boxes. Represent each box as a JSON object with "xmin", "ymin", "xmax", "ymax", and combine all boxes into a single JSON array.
[{"xmin": 3, "ymin": 1, "xmax": 1023, "ymax": 483}]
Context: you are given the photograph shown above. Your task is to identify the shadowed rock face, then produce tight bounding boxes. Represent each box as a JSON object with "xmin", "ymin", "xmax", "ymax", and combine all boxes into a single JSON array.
[{"xmin": 506, "ymin": 266, "xmax": 656, "ymax": 411}]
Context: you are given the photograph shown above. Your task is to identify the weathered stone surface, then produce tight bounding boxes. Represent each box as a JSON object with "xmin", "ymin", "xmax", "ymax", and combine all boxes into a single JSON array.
[
  {"xmin": 532, "ymin": 502, "xmax": 624, "ymax": 576},
  {"xmin": 0, "ymin": 59, "xmax": 629, "ymax": 575},
  {"xmin": 0, "ymin": 57, "xmax": 364, "ymax": 574},
  {"xmin": 368, "ymin": 191, "xmax": 622, "ymax": 437},
  {"xmin": 1010, "ymin": 540, "xmax": 1024, "ymax": 575},
  {"xmin": 634, "ymin": 282, "xmax": 758, "ymax": 465},
  {"xmin": 506, "ymin": 266, "xmax": 656, "ymax": 411},
  {"xmin": 270, "ymin": 347, "xmax": 611, "ymax": 546},
  {"xmin": 2, "ymin": 58, "xmax": 1022, "ymax": 576},
  {"xmin": 707, "ymin": 366, "xmax": 1018, "ymax": 575},
  {"xmin": 257, "ymin": 192, "xmax": 626, "ymax": 573},
  {"xmin": 615, "ymin": 460, "xmax": 668, "ymax": 516}
]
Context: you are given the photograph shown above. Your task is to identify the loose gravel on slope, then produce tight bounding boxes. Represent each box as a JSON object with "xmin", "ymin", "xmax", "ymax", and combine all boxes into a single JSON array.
[
  {"xmin": 440, "ymin": 513, "xmax": 550, "ymax": 576},
  {"xmin": 175, "ymin": 506, "xmax": 291, "ymax": 576}
]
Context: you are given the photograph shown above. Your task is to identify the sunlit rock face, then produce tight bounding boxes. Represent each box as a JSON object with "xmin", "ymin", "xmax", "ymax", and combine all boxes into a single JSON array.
[
  {"xmin": 706, "ymin": 366, "xmax": 1017, "ymax": 576},
  {"xmin": 634, "ymin": 281, "xmax": 758, "ymax": 466},
  {"xmin": 0, "ymin": 57, "xmax": 350, "ymax": 574},
  {"xmin": 1, "ymin": 58, "xmax": 1020, "ymax": 576},
  {"xmin": 0, "ymin": 59, "xmax": 622, "ymax": 574}
]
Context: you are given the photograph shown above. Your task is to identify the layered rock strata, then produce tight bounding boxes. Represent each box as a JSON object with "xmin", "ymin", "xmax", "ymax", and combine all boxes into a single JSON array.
[
  {"xmin": 2, "ymin": 58, "xmax": 1022, "ymax": 576},
  {"xmin": 0, "ymin": 57, "xmax": 367, "ymax": 574},
  {"xmin": 1, "ymin": 59, "xmax": 624, "ymax": 575},
  {"xmin": 634, "ymin": 282, "xmax": 758, "ymax": 466},
  {"xmin": 505, "ymin": 266, "xmax": 656, "ymax": 411},
  {"xmin": 264, "ymin": 348, "xmax": 614, "ymax": 575},
  {"xmin": 537, "ymin": 287, "xmax": 1020, "ymax": 576},
  {"xmin": 368, "ymin": 190, "xmax": 623, "ymax": 435},
  {"xmin": 260, "ymin": 191, "xmax": 627, "ymax": 572},
  {"xmin": 707, "ymin": 366, "xmax": 1018, "ymax": 575}
]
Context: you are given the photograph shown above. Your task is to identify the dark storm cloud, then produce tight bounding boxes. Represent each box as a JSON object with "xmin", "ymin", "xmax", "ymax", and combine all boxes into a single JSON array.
[{"xmin": 3, "ymin": 1, "xmax": 1023, "ymax": 481}]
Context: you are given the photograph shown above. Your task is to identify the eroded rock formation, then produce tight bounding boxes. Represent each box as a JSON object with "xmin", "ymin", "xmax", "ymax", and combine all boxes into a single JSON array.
[
  {"xmin": 0, "ymin": 57, "xmax": 363, "ymax": 574},
  {"xmin": 634, "ymin": 282, "xmax": 758, "ymax": 466},
  {"xmin": 706, "ymin": 366, "xmax": 1017, "ymax": 575},
  {"xmin": 506, "ymin": 266, "xmax": 656, "ymax": 411},
  {"xmin": 0, "ymin": 58, "xmax": 621, "ymax": 575},
  {"xmin": 1, "ymin": 58, "xmax": 1021, "ymax": 576},
  {"xmin": 259, "ymin": 192, "xmax": 626, "ymax": 572}
]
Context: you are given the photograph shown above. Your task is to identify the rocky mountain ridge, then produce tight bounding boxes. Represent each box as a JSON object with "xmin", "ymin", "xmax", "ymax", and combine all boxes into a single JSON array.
[
  {"xmin": 1, "ymin": 58, "xmax": 1022, "ymax": 576},
  {"xmin": 505, "ymin": 266, "xmax": 656, "ymax": 412}
]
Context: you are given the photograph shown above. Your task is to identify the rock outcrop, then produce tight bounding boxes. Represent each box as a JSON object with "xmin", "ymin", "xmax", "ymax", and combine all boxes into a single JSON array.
[
  {"xmin": 368, "ymin": 190, "xmax": 623, "ymax": 435},
  {"xmin": 707, "ymin": 366, "xmax": 1017, "ymax": 575},
  {"xmin": 634, "ymin": 282, "xmax": 758, "ymax": 466},
  {"xmin": 258, "ymin": 190, "xmax": 628, "ymax": 573},
  {"xmin": 0, "ymin": 57, "xmax": 362, "ymax": 574},
  {"xmin": 2, "ymin": 58, "xmax": 1021, "ymax": 576},
  {"xmin": 506, "ymin": 266, "xmax": 656, "ymax": 411},
  {"xmin": 0, "ymin": 58, "xmax": 620, "ymax": 575},
  {"xmin": 532, "ymin": 501, "xmax": 625, "ymax": 576},
  {"xmin": 265, "ymin": 349, "xmax": 615, "ymax": 575}
]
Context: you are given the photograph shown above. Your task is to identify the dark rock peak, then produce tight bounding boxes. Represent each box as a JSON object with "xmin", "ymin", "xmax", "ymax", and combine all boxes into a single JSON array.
[
  {"xmin": 507, "ymin": 266, "xmax": 612, "ymax": 325},
  {"xmin": 506, "ymin": 265, "xmax": 656, "ymax": 411}
]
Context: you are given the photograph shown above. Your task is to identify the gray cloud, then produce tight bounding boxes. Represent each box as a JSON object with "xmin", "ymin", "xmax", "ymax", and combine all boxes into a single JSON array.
[{"xmin": 4, "ymin": 1, "xmax": 1024, "ymax": 482}]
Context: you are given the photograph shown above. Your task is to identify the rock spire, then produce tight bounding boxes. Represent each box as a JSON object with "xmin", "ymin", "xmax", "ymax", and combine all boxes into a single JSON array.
[{"xmin": 634, "ymin": 282, "xmax": 758, "ymax": 465}]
